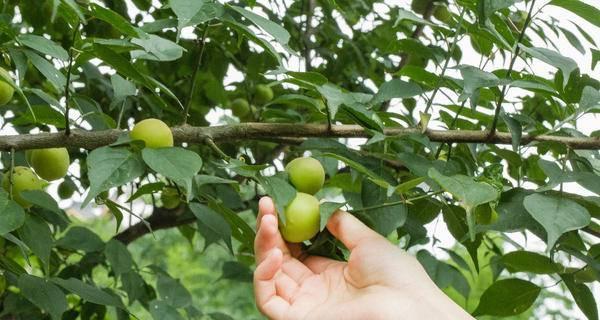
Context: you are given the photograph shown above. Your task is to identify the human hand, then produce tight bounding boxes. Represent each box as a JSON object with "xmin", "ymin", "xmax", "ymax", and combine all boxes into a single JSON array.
[{"xmin": 253, "ymin": 197, "xmax": 474, "ymax": 320}]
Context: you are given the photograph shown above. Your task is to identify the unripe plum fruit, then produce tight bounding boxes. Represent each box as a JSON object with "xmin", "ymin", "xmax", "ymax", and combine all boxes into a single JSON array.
[
  {"xmin": 280, "ymin": 192, "xmax": 321, "ymax": 243},
  {"xmin": 161, "ymin": 187, "xmax": 181, "ymax": 209},
  {"xmin": 231, "ymin": 98, "xmax": 250, "ymax": 118},
  {"xmin": 2, "ymin": 166, "xmax": 46, "ymax": 208},
  {"xmin": 30, "ymin": 148, "xmax": 70, "ymax": 181},
  {"xmin": 254, "ymin": 84, "xmax": 274, "ymax": 104},
  {"xmin": 285, "ymin": 157, "xmax": 325, "ymax": 195},
  {"xmin": 0, "ymin": 67, "xmax": 15, "ymax": 106},
  {"xmin": 130, "ymin": 118, "xmax": 173, "ymax": 148}
]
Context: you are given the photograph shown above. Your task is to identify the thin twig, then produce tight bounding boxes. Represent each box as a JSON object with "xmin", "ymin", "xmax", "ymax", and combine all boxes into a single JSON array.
[
  {"xmin": 488, "ymin": 0, "xmax": 537, "ymax": 137},
  {"xmin": 205, "ymin": 137, "xmax": 231, "ymax": 161},
  {"xmin": 64, "ymin": 23, "xmax": 80, "ymax": 136},
  {"xmin": 182, "ymin": 25, "xmax": 210, "ymax": 125},
  {"xmin": 423, "ymin": 6, "xmax": 467, "ymax": 115},
  {"xmin": 350, "ymin": 190, "xmax": 443, "ymax": 213}
]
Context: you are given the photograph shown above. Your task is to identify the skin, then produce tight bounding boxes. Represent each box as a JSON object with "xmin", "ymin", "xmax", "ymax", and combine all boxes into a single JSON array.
[
  {"xmin": 281, "ymin": 193, "xmax": 320, "ymax": 243},
  {"xmin": 285, "ymin": 157, "xmax": 325, "ymax": 195},
  {"xmin": 30, "ymin": 148, "xmax": 70, "ymax": 181},
  {"xmin": 130, "ymin": 118, "xmax": 174, "ymax": 148},
  {"xmin": 254, "ymin": 197, "xmax": 475, "ymax": 320}
]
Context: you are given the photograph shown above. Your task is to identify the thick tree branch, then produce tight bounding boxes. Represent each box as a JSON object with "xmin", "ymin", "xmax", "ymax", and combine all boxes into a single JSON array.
[{"xmin": 1, "ymin": 123, "xmax": 600, "ymax": 151}]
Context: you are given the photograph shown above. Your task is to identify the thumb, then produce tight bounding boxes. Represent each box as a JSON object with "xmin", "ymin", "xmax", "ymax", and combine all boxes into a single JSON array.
[{"xmin": 326, "ymin": 210, "xmax": 385, "ymax": 250}]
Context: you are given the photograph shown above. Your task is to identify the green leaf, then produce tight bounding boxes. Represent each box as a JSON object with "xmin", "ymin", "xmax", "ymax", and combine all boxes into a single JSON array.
[
  {"xmin": 0, "ymin": 191, "xmax": 26, "ymax": 235},
  {"xmin": 561, "ymin": 273, "xmax": 599, "ymax": 320},
  {"xmin": 52, "ymin": 277, "xmax": 124, "ymax": 308},
  {"xmin": 24, "ymin": 50, "xmax": 66, "ymax": 91},
  {"xmin": 127, "ymin": 182, "xmax": 165, "ymax": 202},
  {"xmin": 456, "ymin": 65, "xmax": 510, "ymax": 97},
  {"xmin": 189, "ymin": 202, "xmax": 233, "ymax": 253},
  {"xmin": 428, "ymin": 168, "xmax": 498, "ymax": 210},
  {"xmin": 18, "ymin": 216, "xmax": 53, "ymax": 273},
  {"xmin": 558, "ymin": 26, "xmax": 586, "ymax": 54},
  {"xmin": 149, "ymin": 300, "xmax": 185, "ymax": 320},
  {"xmin": 478, "ymin": 0, "xmax": 519, "ymax": 21},
  {"xmin": 550, "ymin": 0, "xmax": 600, "ymax": 29},
  {"xmin": 20, "ymin": 190, "xmax": 62, "ymax": 214},
  {"xmin": 206, "ymin": 199, "xmax": 256, "ymax": 251},
  {"xmin": 169, "ymin": 0, "xmax": 223, "ymax": 39},
  {"xmin": 18, "ymin": 34, "xmax": 69, "ymax": 61},
  {"xmin": 259, "ymin": 175, "xmax": 296, "ymax": 222},
  {"xmin": 111, "ymin": 74, "xmax": 137, "ymax": 103},
  {"xmin": 500, "ymin": 112, "xmax": 522, "ymax": 152},
  {"xmin": 501, "ymin": 251, "xmax": 559, "ymax": 274},
  {"xmin": 360, "ymin": 178, "xmax": 407, "ymax": 236},
  {"xmin": 523, "ymin": 194, "xmax": 591, "ymax": 250},
  {"xmin": 194, "ymin": 175, "xmax": 237, "ymax": 188},
  {"xmin": 473, "ymin": 279, "xmax": 541, "ymax": 316},
  {"xmin": 429, "ymin": 168, "xmax": 498, "ymax": 240},
  {"xmin": 104, "ymin": 239, "xmax": 133, "ymax": 276},
  {"xmin": 60, "ymin": 0, "xmax": 85, "ymax": 22},
  {"xmin": 157, "ymin": 273, "xmax": 192, "ymax": 308},
  {"xmin": 592, "ymin": 49, "xmax": 600, "ymax": 70},
  {"xmin": 220, "ymin": 261, "xmax": 253, "ymax": 282},
  {"xmin": 92, "ymin": 4, "xmax": 141, "ymax": 37},
  {"xmin": 371, "ymin": 79, "xmax": 423, "ymax": 105},
  {"xmin": 142, "ymin": 147, "xmax": 202, "ymax": 201},
  {"xmin": 56, "ymin": 226, "xmax": 105, "ymax": 252},
  {"xmin": 416, "ymin": 250, "xmax": 470, "ymax": 298},
  {"xmin": 229, "ymin": 5, "xmax": 291, "ymax": 50},
  {"xmin": 394, "ymin": 8, "xmax": 436, "ymax": 27},
  {"xmin": 84, "ymin": 147, "xmax": 145, "ymax": 206},
  {"xmin": 580, "ymin": 86, "xmax": 600, "ymax": 112},
  {"xmin": 131, "ymin": 34, "xmax": 185, "ymax": 61},
  {"xmin": 18, "ymin": 274, "xmax": 68, "ymax": 320},
  {"xmin": 322, "ymin": 152, "xmax": 390, "ymax": 189},
  {"xmin": 519, "ymin": 45, "xmax": 578, "ymax": 88},
  {"xmin": 319, "ymin": 202, "xmax": 345, "ymax": 230}
]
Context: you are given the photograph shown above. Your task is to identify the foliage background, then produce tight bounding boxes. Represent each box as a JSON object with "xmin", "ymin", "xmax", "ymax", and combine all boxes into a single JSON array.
[{"xmin": 0, "ymin": 0, "xmax": 599, "ymax": 319}]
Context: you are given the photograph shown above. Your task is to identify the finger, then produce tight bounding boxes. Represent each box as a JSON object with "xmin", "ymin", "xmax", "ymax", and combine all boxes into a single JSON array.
[
  {"xmin": 326, "ymin": 210, "xmax": 385, "ymax": 250},
  {"xmin": 275, "ymin": 272, "xmax": 299, "ymax": 302},
  {"xmin": 281, "ymin": 258, "xmax": 314, "ymax": 284},
  {"xmin": 255, "ymin": 214, "xmax": 289, "ymax": 263},
  {"xmin": 257, "ymin": 197, "xmax": 276, "ymax": 230},
  {"xmin": 254, "ymin": 249, "xmax": 290, "ymax": 318},
  {"xmin": 303, "ymin": 255, "xmax": 341, "ymax": 274}
]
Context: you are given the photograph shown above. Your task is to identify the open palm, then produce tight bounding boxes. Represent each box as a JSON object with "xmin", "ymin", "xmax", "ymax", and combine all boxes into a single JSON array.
[{"xmin": 253, "ymin": 197, "xmax": 473, "ymax": 320}]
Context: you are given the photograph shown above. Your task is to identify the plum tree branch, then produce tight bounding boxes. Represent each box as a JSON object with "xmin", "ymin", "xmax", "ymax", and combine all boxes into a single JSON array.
[{"xmin": 1, "ymin": 123, "xmax": 600, "ymax": 151}]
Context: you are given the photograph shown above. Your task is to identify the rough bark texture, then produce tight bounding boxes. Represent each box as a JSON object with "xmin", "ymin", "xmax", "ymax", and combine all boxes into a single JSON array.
[{"xmin": 1, "ymin": 123, "xmax": 599, "ymax": 151}]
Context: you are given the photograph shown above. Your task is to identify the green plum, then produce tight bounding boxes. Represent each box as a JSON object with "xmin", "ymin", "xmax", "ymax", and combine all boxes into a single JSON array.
[
  {"xmin": 2, "ymin": 166, "xmax": 46, "ymax": 208},
  {"xmin": 281, "ymin": 192, "xmax": 321, "ymax": 243},
  {"xmin": 254, "ymin": 84, "xmax": 274, "ymax": 104},
  {"xmin": 285, "ymin": 157, "xmax": 325, "ymax": 195},
  {"xmin": 231, "ymin": 98, "xmax": 250, "ymax": 118},
  {"xmin": 0, "ymin": 67, "xmax": 15, "ymax": 106},
  {"xmin": 130, "ymin": 118, "xmax": 174, "ymax": 148},
  {"xmin": 161, "ymin": 187, "xmax": 181, "ymax": 209},
  {"xmin": 30, "ymin": 148, "xmax": 70, "ymax": 181}
]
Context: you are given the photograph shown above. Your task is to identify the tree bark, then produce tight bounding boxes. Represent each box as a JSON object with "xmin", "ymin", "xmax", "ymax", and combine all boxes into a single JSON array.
[{"xmin": 1, "ymin": 123, "xmax": 599, "ymax": 151}]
